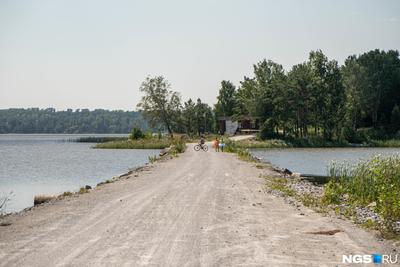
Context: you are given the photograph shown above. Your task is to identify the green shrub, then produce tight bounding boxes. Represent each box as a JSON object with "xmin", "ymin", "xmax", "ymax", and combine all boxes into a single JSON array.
[
  {"xmin": 148, "ymin": 155, "xmax": 157, "ymax": 163},
  {"xmin": 130, "ymin": 127, "xmax": 144, "ymax": 140},
  {"xmin": 322, "ymin": 180, "xmax": 345, "ymax": 204},
  {"xmin": 78, "ymin": 187, "xmax": 89, "ymax": 194},
  {"xmin": 170, "ymin": 139, "xmax": 186, "ymax": 154},
  {"xmin": 62, "ymin": 191, "xmax": 73, "ymax": 197}
]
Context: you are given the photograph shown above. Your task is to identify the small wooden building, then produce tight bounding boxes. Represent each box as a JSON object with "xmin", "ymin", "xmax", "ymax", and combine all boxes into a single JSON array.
[{"xmin": 218, "ymin": 116, "xmax": 260, "ymax": 135}]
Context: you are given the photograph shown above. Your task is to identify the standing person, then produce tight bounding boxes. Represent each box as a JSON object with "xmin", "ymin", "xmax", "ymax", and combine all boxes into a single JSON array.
[
  {"xmin": 219, "ymin": 138, "xmax": 225, "ymax": 152},
  {"xmin": 214, "ymin": 138, "xmax": 220, "ymax": 152}
]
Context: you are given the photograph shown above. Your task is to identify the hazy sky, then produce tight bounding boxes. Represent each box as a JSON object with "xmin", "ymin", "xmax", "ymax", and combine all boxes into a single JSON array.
[{"xmin": 0, "ymin": 0, "xmax": 399, "ymax": 110}]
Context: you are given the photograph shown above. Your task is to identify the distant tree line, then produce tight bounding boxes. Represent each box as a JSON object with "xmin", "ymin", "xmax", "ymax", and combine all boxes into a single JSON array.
[
  {"xmin": 214, "ymin": 49, "xmax": 400, "ymax": 142},
  {"xmin": 0, "ymin": 108, "xmax": 147, "ymax": 133}
]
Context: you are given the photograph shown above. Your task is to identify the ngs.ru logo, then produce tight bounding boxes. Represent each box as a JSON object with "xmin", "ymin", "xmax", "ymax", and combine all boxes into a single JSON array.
[{"xmin": 342, "ymin": 254, "xmax": 398, "ymax": 264}]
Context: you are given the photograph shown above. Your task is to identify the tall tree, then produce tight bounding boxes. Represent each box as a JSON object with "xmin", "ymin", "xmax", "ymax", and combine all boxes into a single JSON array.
[
  {"xmin": 136, "ymin": 76, "xmax": 182, "ymax": 136},
  {"xmin": 287, "ymin": 63, "xmax": 314, "ymax": 137},
  {"xmin": 357, "ymin": 49, "xmax": 400, "ymax": 127},
  {"xmin": 341, "ymin": 56, "xmax": 369, "ymax": 140},
  {"xmin": 194, "ymin": 98, "xmax": 214, "ymax": 135},
  {"xmin": 308, "ymin": 50, "xmax": 345, "ymax": 139},
  {"xmin": 215, "ymin": 80, "xmax": 236, "ymax": 118},
  {"xmin": 182, "ymin": 98, "xmax": 196, "ymax": 135}
]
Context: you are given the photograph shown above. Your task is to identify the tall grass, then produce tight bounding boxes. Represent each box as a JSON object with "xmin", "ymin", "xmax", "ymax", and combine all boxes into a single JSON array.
[
  {"xmin": 323, "ymin": 155, "xmax": 400, "ymax": 232},
  {"xmin": 368, "ymin": 139, "xmax": 400, "ymax": 147},
  {"xmin": 224, "ymin": 140, "xmax": 255, "ymax": 161},
  {"xmin": 73, "ymin": 137, "xmax": 127, "ymax": 143},
  {"xmin": 94, "ymin": 139, "xmax": 172, "ymax": 149},
  {"xmin": 234, "ymin": 139, "xmax": 291, "ymax": 149}
]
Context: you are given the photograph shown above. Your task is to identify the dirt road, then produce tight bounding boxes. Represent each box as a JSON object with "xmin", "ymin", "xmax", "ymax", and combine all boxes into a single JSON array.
[{"xmin": 0, "ymin": 143, "xmax": 397, "ymax": 266}]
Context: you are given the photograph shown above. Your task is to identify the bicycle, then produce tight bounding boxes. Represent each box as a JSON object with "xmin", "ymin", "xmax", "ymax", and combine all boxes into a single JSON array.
[{"xmin": 194, "ymin": 143, "xmax": 208, "ymax": 151}]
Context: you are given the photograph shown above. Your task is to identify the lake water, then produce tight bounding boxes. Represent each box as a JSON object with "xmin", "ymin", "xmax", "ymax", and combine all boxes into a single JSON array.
[
  {"xmin": 251, "ymin": 147, "xmax": 400, "ymax": 176},
  {"xmin": 0, "ymin": 134, "xmax": 159, "ymax": 213}
]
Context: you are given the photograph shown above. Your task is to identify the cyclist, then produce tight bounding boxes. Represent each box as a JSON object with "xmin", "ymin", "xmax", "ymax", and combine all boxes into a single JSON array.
[{"xmin": 199, "ymin": 135, "xmax": 205, "ymax": 148}]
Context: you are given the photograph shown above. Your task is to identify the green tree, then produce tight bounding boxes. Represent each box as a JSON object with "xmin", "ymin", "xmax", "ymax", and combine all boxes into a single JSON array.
[
  {"xmin": 136, "ymin": 76, "xmax": 182, "ymax": 137},
  {"xmin": 391, "ymin": 104, "xmax": 400, "ymax": 133},
  {"xmin": 308, "ymin": 50, "xmax": 345, "ymax": 139},
  {"xmin": 357, "ymin": 50, "xmax": 400, "ymax": 127},
  {"xmin": 182, "ymin": 98, "xmax": 197, "ymax": 135},
  {"xmin": 287, "ymin": 63, "xmax": 314, "ymax": 137},
  {"xmin": 215, "ymin": 80, "xmax": 236, "ymax": 117},
  {"xmin": 194, "ymin": 98, "xmax": 214, "ymax": 135},
  {"xmin": 341, "ymin": 56, "xmax": 368, "ymax": 141}
]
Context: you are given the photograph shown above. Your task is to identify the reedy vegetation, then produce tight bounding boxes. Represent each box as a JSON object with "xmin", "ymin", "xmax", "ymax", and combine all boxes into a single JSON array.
[{"xmin": 324, "ymin": 156, "xmax": 400, "ymax": 234}]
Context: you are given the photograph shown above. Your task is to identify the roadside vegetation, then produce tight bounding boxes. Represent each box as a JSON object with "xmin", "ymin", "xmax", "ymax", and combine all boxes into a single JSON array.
[
  {"xmin": 94, "ymin": 127, "xmax": 186, "ymax": 151},
  {"xmin": 323, "ymin": 156, "xmax": 400, "ymax": 236},
  {"xmin": 95, "ymin": 138, "xmax": 172, "ymax": 149},
  {"xmin": 262, "ymin": 155, "xmax": 400, "ymax": 238},
  {"xmin": 224, "ymin": 139, "xmax": 257, "ymax": 162}
]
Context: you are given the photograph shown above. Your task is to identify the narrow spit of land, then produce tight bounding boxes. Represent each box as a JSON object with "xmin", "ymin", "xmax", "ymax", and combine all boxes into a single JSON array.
[{"xmin": 0, "ymin": 142, "xmax": 397, "ymax": 266}]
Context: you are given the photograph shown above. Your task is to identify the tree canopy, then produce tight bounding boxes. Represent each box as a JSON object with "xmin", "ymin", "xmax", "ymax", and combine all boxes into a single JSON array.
[
  {"xmin": 137, "ymin": 76, "xmax": 215, "ymax": 137},
  {"xmin": 219, "ymin": 49, "xmax": 400, "ymax": 141}
]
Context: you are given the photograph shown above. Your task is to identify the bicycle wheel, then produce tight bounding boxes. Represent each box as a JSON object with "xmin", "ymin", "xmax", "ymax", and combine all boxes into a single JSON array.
[
  {"xmin": 194, "ymin": 145, "xmax": 201, "ymax": 151},
  {"xmin": 202, "ymin": 145, "xmax": 208, "ymax": 151}
]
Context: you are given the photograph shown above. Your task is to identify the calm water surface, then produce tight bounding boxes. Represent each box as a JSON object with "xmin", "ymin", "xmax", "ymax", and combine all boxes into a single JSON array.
[
  {"xmin": 0, "ymin": 134, "xmax": 159, "ymax": 213},
  {"xmin": 251, "ymin": 147, "xmax": 400, "ymax": 176}
]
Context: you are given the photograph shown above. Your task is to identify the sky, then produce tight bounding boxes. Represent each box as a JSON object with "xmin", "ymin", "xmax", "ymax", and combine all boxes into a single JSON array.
[{"xmin": 0, "ymin": 0, "xmax": 399, "ymax": 111}]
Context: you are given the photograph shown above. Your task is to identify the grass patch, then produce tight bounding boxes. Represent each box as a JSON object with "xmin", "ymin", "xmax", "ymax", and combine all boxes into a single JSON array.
[
  {"xmin": 73, "ymin": 136, "xmax": 127, "ymax": 143},
  {"xmin": 78, "ymin": 187, "xmax": 89, "ymax": 194},
  {"xmin": 299, "ymin": 193, "xmax": 323, "ymax": 209},
  {"xmin": 96, "ymin": 179, "xmax": 113, "ymax": 186},
  {"xmin": 95, "ymin": 138, "xmax": 172, "ymax": 149},
  {"xmin": 368, "ymin": 139, "xmax": 400, "ymax": 147},
  {"xmin": 62, "ymin": 191, "xmax": 73, "ymax": 197},
  {"xmin": 234, "ymin": 139, "xmax": 291, "ymax": 149},
  {"xmin": 148, "ymin": 155, "xmax": 157, "ymax": 163},
  {"xmin": 224, "ymin": 140, "xmax": 256, "ymax": 162},
  {"xmin": 265, "ymin": 176, "xmax": 296, "ymax": 197}
]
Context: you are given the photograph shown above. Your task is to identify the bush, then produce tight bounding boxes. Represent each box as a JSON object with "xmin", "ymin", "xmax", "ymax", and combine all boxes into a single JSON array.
[
  {"xmin": 324, "ymin": 156, "xmax": 400, "ymax": 231},
  {"xmin": 170, "ymin": 139, "xmax": 186, "ymax": 154},
  {"xmin": 322, "ymin": 180, "xmax": 345, "ymax": 204},
  {"xmin": 130, "ymin": 127, "xmax": 144, "ymax": 140},
  {"xmin": 78, "ymin": 187, "xmax": 89, "ymax": 194}
]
